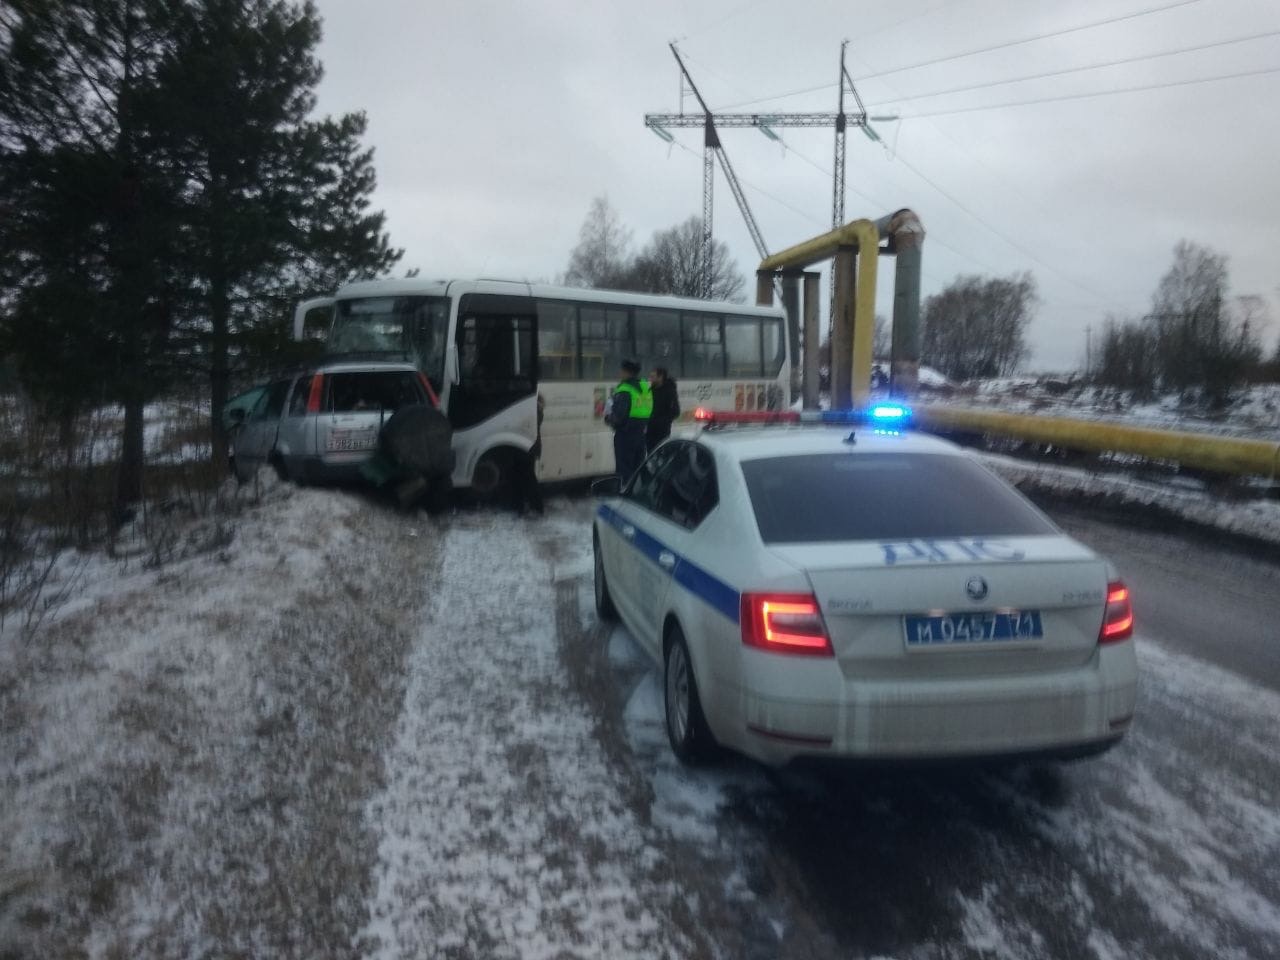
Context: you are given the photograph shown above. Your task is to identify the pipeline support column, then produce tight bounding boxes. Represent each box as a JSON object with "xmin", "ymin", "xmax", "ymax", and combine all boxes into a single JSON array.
[{"xmin": 802, "ymin": 271, "xmax": 821, "ymax": 409}]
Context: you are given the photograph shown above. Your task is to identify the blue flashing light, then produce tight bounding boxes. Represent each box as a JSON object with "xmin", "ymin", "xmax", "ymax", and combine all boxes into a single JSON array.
[
  {"xmin": 797, "ymin": 405, "xmax": 913, "ymax": 427},
  {"xmin": 870, "ymin": 404, "xmax": 911, "ymax": 422}
]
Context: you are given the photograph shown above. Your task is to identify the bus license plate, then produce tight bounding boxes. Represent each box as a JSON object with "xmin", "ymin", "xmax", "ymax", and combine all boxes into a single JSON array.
[
  {"xmin": 904, "ymin": 611, "xmax": 1043, "ymax": 646},
  {"xmin": 326, "ymin": 429, "xmax": 377, "ymax": 452}
]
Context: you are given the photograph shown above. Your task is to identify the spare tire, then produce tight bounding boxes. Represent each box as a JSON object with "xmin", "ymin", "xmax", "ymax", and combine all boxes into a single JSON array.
[{"xmin": 379, "ymin": 404, "xmax": 454, "ymax": 477}]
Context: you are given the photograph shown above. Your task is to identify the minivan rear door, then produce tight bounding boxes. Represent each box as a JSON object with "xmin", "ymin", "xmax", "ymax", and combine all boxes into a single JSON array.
[{"xmin": 316, "ymin": 369, "xmax": 427, "ymax": 466}]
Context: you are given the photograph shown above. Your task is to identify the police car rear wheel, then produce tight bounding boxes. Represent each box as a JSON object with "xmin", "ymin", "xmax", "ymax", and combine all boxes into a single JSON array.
[
  {"xmin": 593, "ymin": 534, "xmax": 617, "ymax": 620},
  {"xmin": 665, "ymin": 626, "xmax": 713, "ymax": 763}
]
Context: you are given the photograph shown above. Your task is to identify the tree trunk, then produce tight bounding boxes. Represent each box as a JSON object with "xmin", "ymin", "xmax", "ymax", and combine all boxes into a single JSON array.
[
  {"xmin": 209, "ymin": 272, "xmax": 230, "ymax": 465},
  {"xmin": 116, "ymin": 394, "xmax": 145, "ymax": 513},
  {"xmin": 208, "ymin": 168, "xmax": 230, "ymax": 465}
]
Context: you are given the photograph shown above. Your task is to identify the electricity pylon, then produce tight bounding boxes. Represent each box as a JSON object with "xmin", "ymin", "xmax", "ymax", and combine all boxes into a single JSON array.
[{"xmin": 645, "ymin": 43, "xmax": 877, "ymax": 307}]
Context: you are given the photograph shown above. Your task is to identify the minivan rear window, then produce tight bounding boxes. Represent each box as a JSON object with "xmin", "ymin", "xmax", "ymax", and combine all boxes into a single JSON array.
[
  {"xmin": 325, "ymin": 371, "xmax": 425, "ymax": 413},
  {"xmin": 740, "ymin": 452, "xmax": 1058, "ymax": 543}
]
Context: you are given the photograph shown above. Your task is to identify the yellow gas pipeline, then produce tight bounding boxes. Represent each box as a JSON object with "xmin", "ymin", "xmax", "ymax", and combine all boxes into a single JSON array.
[{"xmin": 915, "ymin": 405, "xmax": 1280, "ymax": 480}]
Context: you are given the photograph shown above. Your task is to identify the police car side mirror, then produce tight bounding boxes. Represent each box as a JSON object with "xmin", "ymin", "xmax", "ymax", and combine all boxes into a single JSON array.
[{"xmin": 591, "ymin": 476, "xmax": 621, "ymax": 497}]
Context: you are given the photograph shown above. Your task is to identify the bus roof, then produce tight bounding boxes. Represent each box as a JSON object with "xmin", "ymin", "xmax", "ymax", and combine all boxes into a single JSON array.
[{"xmin": 333, "ymin": 278, "xmax": 786, "ymax": 318}]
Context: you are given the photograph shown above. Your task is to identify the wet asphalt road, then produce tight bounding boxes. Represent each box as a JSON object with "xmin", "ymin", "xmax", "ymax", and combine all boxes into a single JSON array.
[
  {"xmin": 582, "ymin": 502, "xmax": 1280, "ymax": 960},
  {"xmin": 1048, "ymin": 504, "xmax": 1280, "ymax": 693}
]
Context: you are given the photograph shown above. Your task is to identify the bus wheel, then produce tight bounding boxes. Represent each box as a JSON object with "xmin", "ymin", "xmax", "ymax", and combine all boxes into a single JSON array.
[{"xmin": 471, "ymin": 449, "xmax": 513, "ymax": 502}]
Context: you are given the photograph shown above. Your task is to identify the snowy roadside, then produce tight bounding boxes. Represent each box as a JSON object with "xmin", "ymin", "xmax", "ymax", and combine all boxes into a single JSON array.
[
  {"xmin": 356, "ymin": 507, "xmax": 718, "ymax": 959},
  {"xmin": 975, "ymin": 451, "xmax": 1280, "ymax": 547},
  {"xmin": 0, "ymin": 475, "xmax": 437, "ymax": 957}
]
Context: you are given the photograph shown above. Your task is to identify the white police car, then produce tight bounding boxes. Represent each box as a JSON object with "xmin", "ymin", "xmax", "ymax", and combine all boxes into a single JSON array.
[{"xmin": 592, "ymin": 407, "xmax": 1137, "ymax": 767}]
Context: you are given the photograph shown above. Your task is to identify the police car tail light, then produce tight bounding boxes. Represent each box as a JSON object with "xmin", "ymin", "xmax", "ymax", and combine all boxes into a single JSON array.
[
  {"xmin": 741, "ymin": 593, "xmax": 833, "ymax": 657},
  {"xmin": 1099, "ymin": 581, "xmax": 1133, "ymax": 642},
  {"xmin": 306, "ymin": 374, "xmax": 325, "ymax": 413}
]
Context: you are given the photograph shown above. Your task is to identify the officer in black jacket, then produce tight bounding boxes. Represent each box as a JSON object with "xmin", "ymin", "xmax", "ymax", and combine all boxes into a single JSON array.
[{"xmin": 646, "ymin": 366, "xmax": 680, "ymax": 453}]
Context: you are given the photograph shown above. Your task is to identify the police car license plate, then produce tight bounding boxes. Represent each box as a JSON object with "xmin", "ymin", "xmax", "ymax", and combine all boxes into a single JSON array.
[
  {"xmin": 325, "ymin": 428, "xmax": 377, "ymax": 452},
  {"xmin": 904, "ymin": 611, "xmax": 1043, "ymax": 646}
]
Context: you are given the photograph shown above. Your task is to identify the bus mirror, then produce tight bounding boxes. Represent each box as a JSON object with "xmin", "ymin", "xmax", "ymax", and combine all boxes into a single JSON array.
[
  {"xmin": 591, "ymin": 476, "xmax": 621, "ymax": 497},
  {"xmin": 293, "ymin": 297, "xmax": 334, "ymax": 341}
]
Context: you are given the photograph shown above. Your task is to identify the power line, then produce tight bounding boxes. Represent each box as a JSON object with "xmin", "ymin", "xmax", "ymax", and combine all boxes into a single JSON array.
[
  {"xmin": 853, "ymin": 0, "xmax": 1206, "ymax": 82},
  {"xmin": 900, "ymin": 63, "xmax": 1280, "ymax": 117},
  {"xmin": 667, "ymin": 136, "xmax": 826, "ymax": 231},
  {"xmin": 766, "ymin": 137, "xmax": 1021, "ymax": 278},
  {"xmin": 886, "ymin": 148, "xmax": 1126, "ymax": 308},
  {"xmin": 712, "ymin": 0, "xmax": 1206, "ymax": 112},
  {"xmin": 870, "ymin": 28, "xmax": 1280, "ymax": 107},
  {"xmin": 676, "ymin": 0, "xmax": 772, "ymax": 43}
]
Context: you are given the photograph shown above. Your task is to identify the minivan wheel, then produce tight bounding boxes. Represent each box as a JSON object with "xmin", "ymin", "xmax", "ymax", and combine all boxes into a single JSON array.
[
  {"xmin": 269, "ymin": 452, "xmax": 289, "ymax": 482},
  {"xmin": 664, "ymin": 625, "xmax": 715, "ymax": 763}
]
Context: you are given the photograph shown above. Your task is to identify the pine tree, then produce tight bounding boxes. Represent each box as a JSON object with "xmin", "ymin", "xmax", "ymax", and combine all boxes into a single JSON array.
[
  {"xmin": 1, "ymin": 0, "xmax": 400, "ymax": 507},
  {"xmin": 0, "ymin": 0, "xmax": 184, "ymax": 509},
  {"xmin": 151, "ymin": 0, "xmax": 401, "ymax": 452}
]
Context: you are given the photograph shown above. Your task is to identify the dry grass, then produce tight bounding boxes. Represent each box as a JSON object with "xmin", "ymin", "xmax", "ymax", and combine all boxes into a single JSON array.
[{"xmin": 0, "ymin": 392, "xmax": 236, "ymax": 640}]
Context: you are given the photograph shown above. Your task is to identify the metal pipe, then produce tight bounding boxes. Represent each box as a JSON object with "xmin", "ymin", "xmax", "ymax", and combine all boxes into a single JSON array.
[
  {"xmin": 755, "ymin": 270, "xmax": 774, "ymax": 306},
  {"xmin": 830, "ymin": 246, "xmax": 855, "ymax": 408},
  {"xmin": 758, "ymin": 218, "xmax": 879, "ymax": 273},
  {"xmin": 876, "ymin": 209, "xmax": 924, "ymax": 399},
  {"xmin": 915, "ymin": 405, "xmax": 1280, "ymax": 479},
  {"xmin": 780, "ymin": 271, "xmax": 802, "ymax": 403},
  {"xmin": 851, "ymin": 238, "xmax": 878, "ymax": 409},
  {"xmin": 802, "ymin": 271, "xmax": 821, "ymax": 410}
]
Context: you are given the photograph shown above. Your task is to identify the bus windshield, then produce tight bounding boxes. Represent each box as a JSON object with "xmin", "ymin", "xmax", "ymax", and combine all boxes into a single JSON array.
[{"xmin": 329, "ymin": 296, "xmax": 450, "ymax": 388}]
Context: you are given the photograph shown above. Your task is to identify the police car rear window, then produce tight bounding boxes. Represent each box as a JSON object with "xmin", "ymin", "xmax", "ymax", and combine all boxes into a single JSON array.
[{"xmin": 741, "ymin": 453, "xmax": 1057, "ymax": 543}]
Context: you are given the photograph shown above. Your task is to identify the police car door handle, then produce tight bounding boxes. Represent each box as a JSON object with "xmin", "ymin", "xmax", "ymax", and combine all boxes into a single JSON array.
[
  {"xmin": 622, "ymin": 524, "xmax": 636, "ymax": 539},
  {"xmin": 658, "ymin": 551, "xmax": 676, "ymax": 570}
]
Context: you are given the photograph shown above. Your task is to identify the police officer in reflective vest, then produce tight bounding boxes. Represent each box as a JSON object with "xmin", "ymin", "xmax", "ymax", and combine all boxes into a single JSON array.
[{"xmin": 608, "ymin": 359, "xmax": 652, "ymax": 484}]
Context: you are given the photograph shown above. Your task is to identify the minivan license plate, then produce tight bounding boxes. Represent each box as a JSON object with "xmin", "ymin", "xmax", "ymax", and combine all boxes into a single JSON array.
[
  {"xmin": 326, "ymin": 429, "xmax": 376, "ymax": 452},
  {"xmin": 904, "ymin": 611, "xmax": 1043, "ymax": 646}
]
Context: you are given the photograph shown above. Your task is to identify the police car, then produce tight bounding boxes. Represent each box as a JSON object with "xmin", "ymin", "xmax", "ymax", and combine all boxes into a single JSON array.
[{"xmin": 591, "ymin": 406, "xmax": 1137, "ymax": 767}]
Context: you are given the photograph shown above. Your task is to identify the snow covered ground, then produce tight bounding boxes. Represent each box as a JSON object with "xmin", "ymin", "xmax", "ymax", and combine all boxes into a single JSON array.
[
  {"xmin": 4, "ymin": 482, "xmax": 1277, "ymax": 958},
  {"xmin": 1, "ymin": 476, "xmax": 428, "ymax": 957}
]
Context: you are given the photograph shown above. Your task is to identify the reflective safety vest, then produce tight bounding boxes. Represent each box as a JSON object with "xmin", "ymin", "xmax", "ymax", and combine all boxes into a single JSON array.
[{"xmin": 615, "ymin": 379, "xmax": 653, "ymax": 420}]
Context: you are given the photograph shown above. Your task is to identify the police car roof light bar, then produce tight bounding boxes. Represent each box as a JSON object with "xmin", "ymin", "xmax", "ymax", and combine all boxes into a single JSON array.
[
  {"xmin": 693, "ymin": 406, "xmax": 912, "ymax": 427},
  {"xmin": 692, "ymin": 408, "xmax": 799, "ymax": 424}
]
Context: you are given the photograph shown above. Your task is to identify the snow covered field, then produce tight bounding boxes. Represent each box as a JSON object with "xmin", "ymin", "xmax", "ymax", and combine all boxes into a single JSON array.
[{"xmin": 3, "ymin": 482, "xmax": 1277, "ymax": 958}]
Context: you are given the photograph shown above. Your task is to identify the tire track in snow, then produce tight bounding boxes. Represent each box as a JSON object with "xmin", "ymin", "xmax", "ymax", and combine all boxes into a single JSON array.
[{"xmin": 356, "ymin": 512, "xmax": 707, "ymax": 959}]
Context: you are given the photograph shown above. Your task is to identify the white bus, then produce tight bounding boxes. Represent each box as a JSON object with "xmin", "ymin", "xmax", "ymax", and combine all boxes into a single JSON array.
[{"xmin": 294, "ymin": 278, "xmax": 790, "ymax": 494}]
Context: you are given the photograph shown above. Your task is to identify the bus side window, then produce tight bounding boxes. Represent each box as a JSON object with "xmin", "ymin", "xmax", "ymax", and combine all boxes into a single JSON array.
[
  {"xmin": 579, "ymin": 306, "xmax": 630, "ymax": 382},
  {"xmin": 726, "ymin": 317, "xmax": 764, "ymax": 378},
  {"xmin": 762, "ymin": 318, "xmax": 786, "ymax": 377},
  {"xmin": 682, "ymin": 312, "xmax": 725, "ymax": 379},
  {"xmin": 536, "ymin": 300, "xmax": 578, "ymax": 380},
  {"xmin": 635, "ymin": 308, "xmax": 680, "ymax": 377}
]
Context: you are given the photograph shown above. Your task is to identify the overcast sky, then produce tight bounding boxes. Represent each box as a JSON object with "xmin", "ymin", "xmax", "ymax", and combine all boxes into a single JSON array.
[{"xmin": 309, "ymin": 0, "xmax": 1279, "ymax": 371}]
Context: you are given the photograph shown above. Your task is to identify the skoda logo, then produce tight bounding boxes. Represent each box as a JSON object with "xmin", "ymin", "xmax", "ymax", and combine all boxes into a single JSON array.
[{"xmin": 965, "ymin": 576, "xmax": 989, "ymax": 602}]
